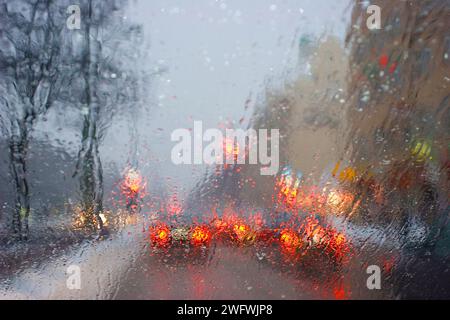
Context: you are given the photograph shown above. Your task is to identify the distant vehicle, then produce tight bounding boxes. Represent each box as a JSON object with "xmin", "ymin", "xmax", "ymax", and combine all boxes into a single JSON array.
[{"xmin": 147, "ymin": 213, "xmax": 350, "ymax": 267}]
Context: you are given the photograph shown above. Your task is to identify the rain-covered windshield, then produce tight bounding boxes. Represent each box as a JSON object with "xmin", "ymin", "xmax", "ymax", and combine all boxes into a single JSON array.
[{"xmin": 0, "ymin": 0, "xmax": 449, "ymax": 300}]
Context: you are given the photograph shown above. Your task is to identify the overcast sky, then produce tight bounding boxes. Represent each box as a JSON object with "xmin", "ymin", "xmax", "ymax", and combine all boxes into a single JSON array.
[{"xmin": 121, "ymin": 0, "xmax": 351, "ymax": 199}]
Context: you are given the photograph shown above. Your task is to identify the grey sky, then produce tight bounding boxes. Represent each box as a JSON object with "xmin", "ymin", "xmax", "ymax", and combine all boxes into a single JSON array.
[{"xmin": 124, "ymin": 0, "xmax": 351, "ymax": 199}]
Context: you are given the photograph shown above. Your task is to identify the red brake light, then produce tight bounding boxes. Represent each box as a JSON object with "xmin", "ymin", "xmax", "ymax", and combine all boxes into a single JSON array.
[
  {"xmin": 233, "ymin": 223, "xmax": 248, "ymax": 240},
  {"xmin": 191, "ymin": 225, "xmax": 211, "ymax": 246},
  {"xmin": 280, "ymin": 229, "xmax": 300, "ymax": 249},
  {"xmin": 150, "ymin": 225, "xmax": 171, "ymax": 246}
]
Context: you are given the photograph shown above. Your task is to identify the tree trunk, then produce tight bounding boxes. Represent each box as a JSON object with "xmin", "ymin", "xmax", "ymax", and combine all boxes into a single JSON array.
[
  {"xmin": 78, "ymin": 135, "xmax": 103, "ymax": 231},
  {"xmin": 9, "ymin": 120, "xmax": 30, "ymax": 240},
  {"xmin": 74, "ymin": 0, "xmax": 104, "ymax": 232}
]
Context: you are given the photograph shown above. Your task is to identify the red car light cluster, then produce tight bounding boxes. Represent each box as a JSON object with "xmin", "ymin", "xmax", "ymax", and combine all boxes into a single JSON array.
[
  {"xmin": 233, "ymin": 223, "xmax": 249, "ymax": 240},
  {"xmin": 121, "ymin": 168, "xmax": 145, "ymax": 196},
  {"xmin": 191, "ymin": 225, "xmax": 211, "ymax": 246},
  {"xmin": 150, "ymin": 224, "xmax": 171, "ymax": 247},
  {"xmin": 279, "ymin": 229, "xmax": 300, "ymax": 251},
  {"xmin": 148, "ymin": 216, "xmax": 351, "ymax": 261}
]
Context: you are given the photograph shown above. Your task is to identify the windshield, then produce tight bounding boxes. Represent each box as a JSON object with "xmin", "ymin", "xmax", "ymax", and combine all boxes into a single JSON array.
[{"xmin": 0, "ymin": 0, "xmax": 449, "ymax": 300}]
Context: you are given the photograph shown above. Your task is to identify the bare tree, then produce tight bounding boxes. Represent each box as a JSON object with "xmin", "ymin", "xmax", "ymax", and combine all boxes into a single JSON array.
[
  {"xmin": 0, "ymin": 0, "xmax": 148, "ymax": 238},
  {"xmin": 71, "ymin": 0, "xmax": 148, "ymax": 232},
  {"xmin": 0, "ymin": 0, "xmax": 72, "ymax": 239}
]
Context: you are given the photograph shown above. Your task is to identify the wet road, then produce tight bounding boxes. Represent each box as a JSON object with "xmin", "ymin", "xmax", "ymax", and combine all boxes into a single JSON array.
[
  {"xmin": 1, "ymin": 220, "xmax": 448, "ymax": 300},
  {"xmin": 113, "ymin": 239, "xmax": 392, "ymax": 300},
  {"xmin": 116, "ymin": 244, "xmax": 322, "ymax": 299}
]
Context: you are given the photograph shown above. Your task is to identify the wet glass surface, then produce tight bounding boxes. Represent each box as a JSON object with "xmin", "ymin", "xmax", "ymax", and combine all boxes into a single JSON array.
[{"xmin": 0, "ymin": 0, "xmax": 449, "ymax": 299}]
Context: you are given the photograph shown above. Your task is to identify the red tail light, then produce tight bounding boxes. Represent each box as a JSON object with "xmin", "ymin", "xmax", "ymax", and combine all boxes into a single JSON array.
[
  {"xmin": 279, "ymin": 229, "xmax": 300, "ymax": 250},
  {"xmin": 122, "ymin": 168, "xmax": 143, "ymax": 194},
  {"xmin": 150, "ymin": 225, "xmax": 171, "ymax": 247},
  {"xmin": 233, "ymin": 223, "xmax": 249, "ymax": 241},
  {"xmin": 191, "ymin": 225, "xmax": 211, "ymax": 246},
  {"xmin": 332, "ymin": 232, "xmax": 346, "ymax": 247}
]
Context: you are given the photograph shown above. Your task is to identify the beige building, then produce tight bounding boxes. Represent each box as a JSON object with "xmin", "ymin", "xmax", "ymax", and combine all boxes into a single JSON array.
[
  {"xmin": 238, "ymin": 36, "xmax": 350, "ymax": 208},
  {"xmin": 343, "ymin": 0, "xmax": 449, "ymax": 226}
]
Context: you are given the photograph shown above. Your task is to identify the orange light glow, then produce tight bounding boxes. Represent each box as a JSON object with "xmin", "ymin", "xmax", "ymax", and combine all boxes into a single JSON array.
[
  {"xmin": 233, "ymin": 223, "xmax": 249, "ymax": 240},
  {"xmin": 150, "ymin": 225, "xmax": 171, "ymax": 246},
  {"xmin": 122, "ymin": 168, "xmax": 144, "ymax": 195},
  {"xmin": 158, "ymin": 229, "xmax": 168, "ymax": 240},
  {"xmin": 333, "ymin": 233, "xmax": 346, "ymax": 246},
  {"xmin": 191, "ymin": 225, "xmax": 211, "ymax": 245},
  {"xmin": 280, "ymin": 229, "xmax": 300, "ymax": 249}
]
